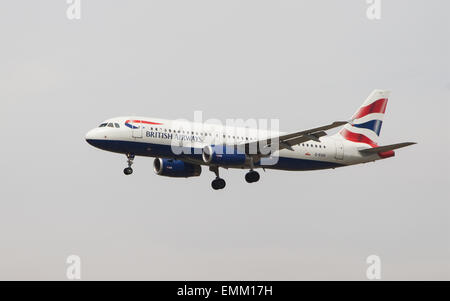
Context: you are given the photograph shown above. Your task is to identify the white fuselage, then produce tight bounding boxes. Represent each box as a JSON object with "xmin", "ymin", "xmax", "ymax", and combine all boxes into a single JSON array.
[{"xmin": 85, "ymin": 116, "xmax": 381, "ymax": 171}]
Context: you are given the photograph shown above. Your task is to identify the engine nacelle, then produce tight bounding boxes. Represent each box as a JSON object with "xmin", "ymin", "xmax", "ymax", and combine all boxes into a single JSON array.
[
  {"xmin": 202, "ymin": 145, "xmax": 247, "ymax": 166},
  {"xmin": 153, "ymin": 158, "xmax": 201, "ymax": 178}
]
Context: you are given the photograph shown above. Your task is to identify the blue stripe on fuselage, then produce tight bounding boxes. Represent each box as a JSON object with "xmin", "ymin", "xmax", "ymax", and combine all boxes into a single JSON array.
[{"xmin": 86, "ymin": 139, "xmax": 344, "ymax": 171}]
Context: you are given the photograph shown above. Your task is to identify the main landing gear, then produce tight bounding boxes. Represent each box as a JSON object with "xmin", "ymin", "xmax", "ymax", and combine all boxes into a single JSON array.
[
  {"xmin": 209, "ymin": 167, "xmax": 261, "ymax": 190},
  {"xmin": 210, "ymin": 166, "xmax": 226, "ymax": 190},
  {"xmin": 123, "ymin": 154, "xmax": 134, "ymax": 175},
  {"xmin": 245, "ymin": 170, "xmax": 260, "ymax": 183},
  {"xmin": 245, "ymin": 158, "xmax": 260, "ymax": 184}
]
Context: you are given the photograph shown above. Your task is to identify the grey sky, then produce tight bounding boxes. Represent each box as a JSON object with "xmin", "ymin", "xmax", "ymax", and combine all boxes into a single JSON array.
[{"xmin": 0, "ymin": 0, "xmax": 448, "ymax": 280}]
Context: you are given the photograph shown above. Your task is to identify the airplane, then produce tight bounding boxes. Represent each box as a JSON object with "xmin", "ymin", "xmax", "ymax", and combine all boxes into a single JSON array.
[{"xmin": 85, "ymin": 90, "xmax": 416, "ymax": 190}]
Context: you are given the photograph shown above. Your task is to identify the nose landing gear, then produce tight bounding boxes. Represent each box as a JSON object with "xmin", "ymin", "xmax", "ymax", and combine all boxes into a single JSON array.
[{"xmin": 123, "ymin": 154, "xmax": 134, "ymax": 175}]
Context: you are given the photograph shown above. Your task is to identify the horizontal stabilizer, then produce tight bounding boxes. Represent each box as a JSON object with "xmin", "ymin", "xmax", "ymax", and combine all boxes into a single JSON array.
[{"xmin": 359, "ymin": 142, "xmax": 417, "ymax": 154}]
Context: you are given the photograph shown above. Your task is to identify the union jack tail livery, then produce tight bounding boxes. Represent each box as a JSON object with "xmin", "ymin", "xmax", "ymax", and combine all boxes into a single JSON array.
[{"xmin": 339, "ymin": 89, "xmax": 390, "ymax": 147}]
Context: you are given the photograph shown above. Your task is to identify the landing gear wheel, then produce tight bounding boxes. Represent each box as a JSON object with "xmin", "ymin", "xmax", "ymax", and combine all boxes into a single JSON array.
[
  {"xmin": 211, "ymin": 178, "xmax": 226, "ymax": 190},
  {"xmin": 209, "ymin": 166, "xmax": 226, "ymax": 190},
  {"xmin": 123, "ymin": 167, "xmax": 133, "ymax": 175},
  {"xmin": 245, "ymin": 170, "xmax": 260, "ymax": 183},
  {"xmin": 124, "ymin": 154, "xmax": 135, "ymax": 175}
]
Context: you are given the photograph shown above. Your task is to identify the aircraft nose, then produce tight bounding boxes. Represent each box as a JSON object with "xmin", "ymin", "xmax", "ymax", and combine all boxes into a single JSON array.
[
  {"xmin": 85, "ymin": 129, "xmax": 94, "ymax": 140},
  {"xmin": 85, "ymin": 128, "xmax": 110, "ymax": 149},
  {"xmin": 85, "ymin": 128, "xmax": 99, "ymax": 146}
]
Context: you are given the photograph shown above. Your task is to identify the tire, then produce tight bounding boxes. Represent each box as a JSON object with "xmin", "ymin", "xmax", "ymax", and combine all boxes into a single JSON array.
[
  {"xmin": 211, "ymin": 178, "xmax": 226, "ymax": 190},
  {"xmin": 217, "ymin": 178, "xmax": 226, "ymax": 189},
  {"xmin": 123, "ymin": 167, "xmax": 133, "ymax": 175},
  {"xmin": 245, "ymin": 171, "xmax": 260, "ymax": 183}
]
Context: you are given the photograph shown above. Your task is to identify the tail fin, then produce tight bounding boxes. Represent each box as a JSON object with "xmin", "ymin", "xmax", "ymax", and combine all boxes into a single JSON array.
[{"xmin": 338, "ymin": 90, "xmax": 390, "ymax": 147}]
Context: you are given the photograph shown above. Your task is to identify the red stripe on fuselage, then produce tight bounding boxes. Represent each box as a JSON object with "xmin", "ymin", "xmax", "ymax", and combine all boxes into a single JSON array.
[
  {"xmin": 339, "ymin": 128, "xmax": 378, "ymax": 147},
  {"xmin": 125, "ymin": 120, "xmax": 164, "ymax": 125},
  {"xmin": 352, "ymin": 98, "xmax": 388, "ymax": 119}
]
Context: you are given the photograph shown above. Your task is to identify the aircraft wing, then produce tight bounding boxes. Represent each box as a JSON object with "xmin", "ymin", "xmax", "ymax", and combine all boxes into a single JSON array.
[{"xmin": 241, "ymin": 121, "xmax": 348, "ymax": 155}]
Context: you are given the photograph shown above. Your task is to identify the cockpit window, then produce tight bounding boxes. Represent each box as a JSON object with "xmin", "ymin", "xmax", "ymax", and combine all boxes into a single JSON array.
[
  {"xmin": 114, "ymin": 123, "xmax": 120, "ymax": 128},
  {"xmin": 99, "ymin": 123, "xmax": 107, "ymax": 127},
  {"xmin": 107, "ymin": 123, "xmax": 114, "ymax": 127}
]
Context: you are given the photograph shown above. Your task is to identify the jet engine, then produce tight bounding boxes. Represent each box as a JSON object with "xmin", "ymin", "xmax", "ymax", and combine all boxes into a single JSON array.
[
  {"xmin": 153, "ymin": 158, "xmax": 201, "ymax": 178},
  {"xmin": 202, "ymin": 145, "xmax": 247, "ymax": 166}
]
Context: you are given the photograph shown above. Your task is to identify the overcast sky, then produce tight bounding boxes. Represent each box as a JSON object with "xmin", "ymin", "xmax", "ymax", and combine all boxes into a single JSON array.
[{"xmin": 0, "ymin": 0, "xmax": 448, "ymax": 280}]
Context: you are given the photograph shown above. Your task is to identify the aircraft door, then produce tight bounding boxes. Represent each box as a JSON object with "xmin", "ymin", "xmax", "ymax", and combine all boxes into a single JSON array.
[
  {"xmin": 132, "ymin": 120, "xmax": 143, "ymax": 138},
  {"xmin": 334, "ymin": 139, "xmax": 344, "ymax": 160}
]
